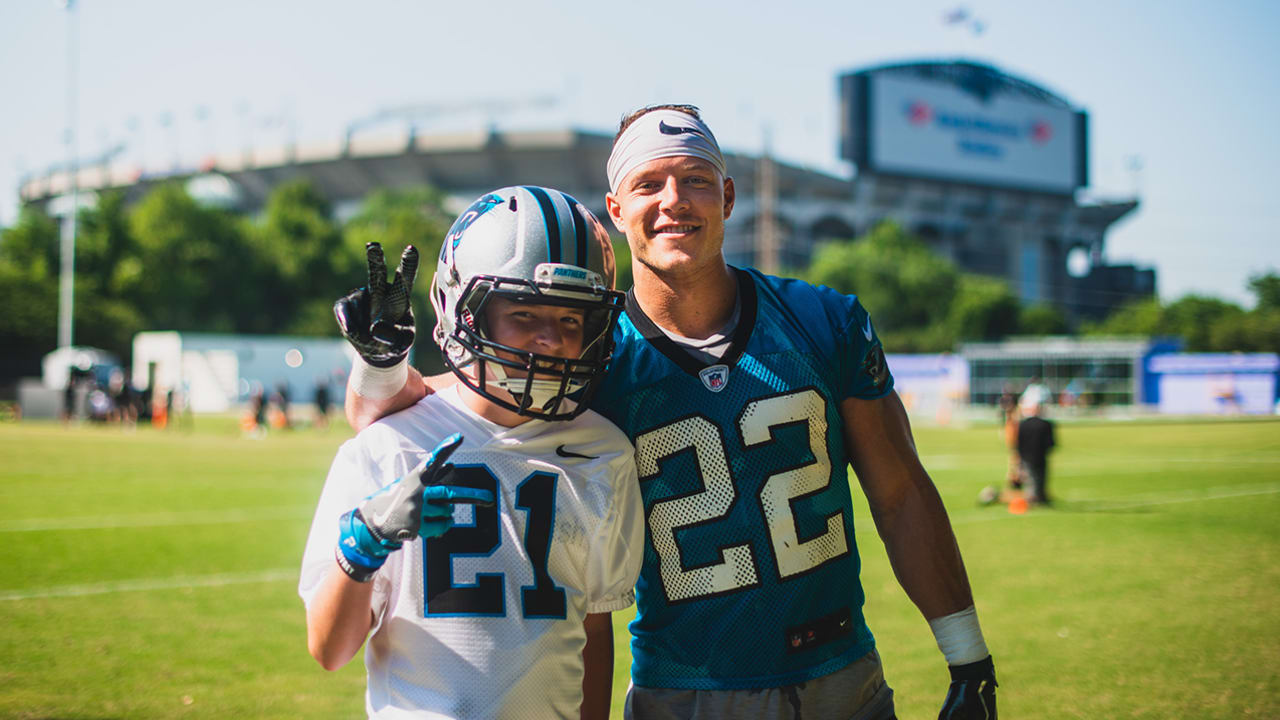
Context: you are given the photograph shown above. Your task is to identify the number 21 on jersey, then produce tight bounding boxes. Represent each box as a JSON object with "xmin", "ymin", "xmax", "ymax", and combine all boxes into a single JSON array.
[{"xmin": 422, "ymin": 466, "xmax": 567, "ymax": 619}]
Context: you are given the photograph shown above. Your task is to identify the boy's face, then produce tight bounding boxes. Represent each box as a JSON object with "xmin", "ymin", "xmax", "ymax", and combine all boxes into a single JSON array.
[{"xmin": 483, "ymin": 295, "xmax": 586, "ymax": 373}]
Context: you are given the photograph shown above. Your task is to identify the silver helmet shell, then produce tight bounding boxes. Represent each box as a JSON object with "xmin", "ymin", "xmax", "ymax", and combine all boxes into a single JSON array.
[{"xmin": 430, "ymin": 186, "xmax": 624, "ymax": 420}]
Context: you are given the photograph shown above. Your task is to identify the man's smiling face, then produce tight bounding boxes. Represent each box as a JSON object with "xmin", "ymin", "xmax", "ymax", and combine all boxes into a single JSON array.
[{"xmin": 606, "ymin": 155, "xmax": 735, "ymax": 279}]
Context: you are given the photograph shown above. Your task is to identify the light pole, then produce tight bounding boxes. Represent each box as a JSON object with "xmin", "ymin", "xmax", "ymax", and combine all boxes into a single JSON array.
[
  {"xmin": 57, "ymin": 0, "xmax": 79, "ymax": 350},
  {"xmin": 755, "ymin": 125, "xmax": 779, "ymax": 275}
]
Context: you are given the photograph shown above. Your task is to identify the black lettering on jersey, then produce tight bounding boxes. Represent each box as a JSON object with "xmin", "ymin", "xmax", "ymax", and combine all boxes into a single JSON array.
[
  {"xmin": 424, "ymin": 465, "xmax": 504, "ymax": 616},
  {"xmin": 423, "ymin": 465, "xmax": 567, "ymax": 619}
]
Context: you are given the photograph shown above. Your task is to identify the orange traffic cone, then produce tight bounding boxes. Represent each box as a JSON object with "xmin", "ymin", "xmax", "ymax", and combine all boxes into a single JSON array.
[{"xmin": 1008, "ymin": 495, "xmax": 1029, "ymax": 515}]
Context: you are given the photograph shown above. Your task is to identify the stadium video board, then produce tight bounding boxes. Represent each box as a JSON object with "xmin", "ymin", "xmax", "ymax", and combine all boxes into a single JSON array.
[{"xmin": 840, "ymin": 65, "xmax": 1088, "ymax": 194}]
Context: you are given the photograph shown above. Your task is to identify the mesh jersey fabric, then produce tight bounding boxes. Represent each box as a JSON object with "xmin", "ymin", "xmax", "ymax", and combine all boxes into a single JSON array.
[
  {"xmin": 590, "ymin": 267, "xmax": 895, "ymax": 691},
  {"xmin": 299, "ymin": 385, "xmax": 644, "ymax": 719}
]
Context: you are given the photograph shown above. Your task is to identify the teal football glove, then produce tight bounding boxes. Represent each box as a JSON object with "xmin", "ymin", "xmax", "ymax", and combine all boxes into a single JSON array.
[
  {"xmin": 335, "ymin": 433, "xmax": 494, "ymax": 582},
  {"xmin": 938, "ymin": 655, "xmax": 997, "ymax": 720}
]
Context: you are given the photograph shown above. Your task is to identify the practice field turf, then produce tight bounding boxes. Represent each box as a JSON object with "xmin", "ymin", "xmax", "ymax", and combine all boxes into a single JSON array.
[{"xmin": 1, "ymin": 414, "xmax": 1276, "ymax": 718}]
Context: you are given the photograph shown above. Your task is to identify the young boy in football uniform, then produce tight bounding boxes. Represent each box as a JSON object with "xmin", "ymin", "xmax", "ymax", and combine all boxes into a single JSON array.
[{"xmin": 299, "ymin": 186, "xmax": 643, "ymax": 720}]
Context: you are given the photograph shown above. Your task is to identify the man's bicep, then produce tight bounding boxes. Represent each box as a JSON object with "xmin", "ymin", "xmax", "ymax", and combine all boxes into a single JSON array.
[{"xmin": 840, "ymin": 391, "xmax": 924, "ymax": 512}]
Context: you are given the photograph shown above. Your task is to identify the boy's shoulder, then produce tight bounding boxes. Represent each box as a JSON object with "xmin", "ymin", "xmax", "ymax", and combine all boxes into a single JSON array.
[
  {"xmin": 564, "ymin": 407, "xmax": 631, "ymax": 445},
  {"xmin": 351, "ymin": 392, "xmax": 460, "ymax": 452}
]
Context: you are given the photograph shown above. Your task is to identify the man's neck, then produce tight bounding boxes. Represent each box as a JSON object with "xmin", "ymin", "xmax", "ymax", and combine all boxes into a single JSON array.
[{"xmin": 631, "ymin": 260, "xmax": 738, "ymax": 339}]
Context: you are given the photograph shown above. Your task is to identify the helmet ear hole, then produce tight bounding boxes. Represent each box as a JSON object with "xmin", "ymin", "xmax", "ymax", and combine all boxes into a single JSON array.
[{"xmin": 508, "ymin": 196, "xmax": 518, "ymax": 212}]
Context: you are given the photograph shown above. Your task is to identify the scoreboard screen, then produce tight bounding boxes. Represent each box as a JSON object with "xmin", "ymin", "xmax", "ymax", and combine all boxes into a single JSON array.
[{"xmin": 841, "ymin": 64, "xmax": 1088, "ymax": 194}]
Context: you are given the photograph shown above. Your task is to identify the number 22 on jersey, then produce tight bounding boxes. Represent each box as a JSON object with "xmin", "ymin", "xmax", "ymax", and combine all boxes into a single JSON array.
[{"xmin": 636, "ymin": 388, "xmax": 850, "ymax": 603}]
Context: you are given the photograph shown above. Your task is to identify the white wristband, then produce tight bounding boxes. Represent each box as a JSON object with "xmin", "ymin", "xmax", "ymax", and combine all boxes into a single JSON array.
[
  {"xmin": 928, "ymin": 605, "xmax": 989, "ymax": 666},
  {"xmin": 348, "ymin": 355, "xmax": 409, "ymax": 400}
]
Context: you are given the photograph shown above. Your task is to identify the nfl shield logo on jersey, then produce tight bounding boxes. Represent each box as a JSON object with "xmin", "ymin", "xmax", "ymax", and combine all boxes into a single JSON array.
[{"xmin": 698, "ymin": 364, "xmax": 730, "ymax": 392}]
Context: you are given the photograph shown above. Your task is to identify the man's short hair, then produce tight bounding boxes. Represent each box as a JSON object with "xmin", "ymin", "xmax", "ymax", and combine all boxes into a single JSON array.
[{"xmin": 614, "ymin": 104, "xmax": 703, "ymax": 143}]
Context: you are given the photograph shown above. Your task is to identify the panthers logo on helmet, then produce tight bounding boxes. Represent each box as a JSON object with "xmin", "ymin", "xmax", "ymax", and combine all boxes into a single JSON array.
[{"xmin": 441, "ymin": 193, "xmax": 504, "ymax": 262}]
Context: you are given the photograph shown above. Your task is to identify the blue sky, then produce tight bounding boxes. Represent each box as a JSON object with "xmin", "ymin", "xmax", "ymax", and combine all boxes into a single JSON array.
[{"xmin": 2, "ymin": 0, "xmax": 1276, "ymax": 306}]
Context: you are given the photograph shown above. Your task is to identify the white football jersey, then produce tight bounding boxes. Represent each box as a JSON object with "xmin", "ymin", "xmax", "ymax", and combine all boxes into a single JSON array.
[{"xmin": 300, "ymin": 385, "xmax": 643, "ymax": 719}]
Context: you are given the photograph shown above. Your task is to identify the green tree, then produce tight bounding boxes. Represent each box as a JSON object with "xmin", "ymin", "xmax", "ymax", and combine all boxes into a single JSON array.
[
  {"xmin": 1248, "ymin": 271, "xmax": 1280, "ymax": 311},
  {"xmin": 1244, "ymin": 271, "xmax": 1280, "ymax": 353},
  {"xmin": 1084, "ymin": 297, "xmax": 1165, "ymax": 337},
  {"xmin": 252, "ymin": 180, "xmax": 349, "ymax": 335},
  {"xmin": 1019, "ymin": 303, "xmax": 1069, "ymax": 336},
  {"xmin": 950, "ymin": 274, "xmax": 1021, "ymax": 342},
  {"xmin": 126, "ymin": 183, "xmax": 256, "ymax": 333},
  {"xmin": 74, "ymin": 191, "xmax": 146, "ymax": 359},
  {"xmin": 0, "ymin": 196, "xmax": 146, "ymax": 379},
  {"xmin": 77, "ymin": 191, "xmax": 135, "ymax": 293},
  {"xmin": 1246, "ymin": 310, "xmax": 1280, "ymax": 354},
  {"xmin": 0, "ymin": 208, "xmax": 61, "ymax": 378},
  {"xmin": 1161, "ymin": 295, "xmax": 1245, "ymax": 351},
  {"xmin": 803, "ymin": 222, "xmax": 1045, "ymax": 351},
  {"xmin": 344, "ymin": 186, "xmax": 453, "ymax": 271},
  {"xmin": 807, "ymin": 221, "xmax": 957, "ymax": 333}
]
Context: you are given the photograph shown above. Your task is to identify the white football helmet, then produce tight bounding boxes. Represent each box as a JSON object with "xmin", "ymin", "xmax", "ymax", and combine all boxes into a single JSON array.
[{"xmin": 431, "ymin": 186, "xmax": 625, "ymax": 420}]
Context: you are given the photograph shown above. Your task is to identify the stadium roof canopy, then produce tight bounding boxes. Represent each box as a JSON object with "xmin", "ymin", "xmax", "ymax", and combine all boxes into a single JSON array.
[
  {"xmin": 19, "ymin": 127, "xmax": 850, "ymax": 219},
  {"xmin": 855, "ymin": 59, "xmax": 1077, "ymax": 109}
]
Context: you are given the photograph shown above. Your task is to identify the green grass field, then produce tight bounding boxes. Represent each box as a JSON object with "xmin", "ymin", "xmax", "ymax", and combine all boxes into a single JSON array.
[{"xmin": 2, "ymin": 414, "xmax": 1277, "ymax": 718}]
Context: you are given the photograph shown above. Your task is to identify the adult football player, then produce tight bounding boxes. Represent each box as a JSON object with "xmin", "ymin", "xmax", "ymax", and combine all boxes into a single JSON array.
[
  {"xmin": 337, "ymin": 110, "xmax": 998, "ymax": 720},
  {"xmin": 300, "ymin": 186, "xmax": 644, "ymax": 720}
]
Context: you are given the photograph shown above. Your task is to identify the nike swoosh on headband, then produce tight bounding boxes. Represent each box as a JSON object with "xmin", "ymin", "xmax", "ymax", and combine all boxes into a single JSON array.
[{"xmin": 658, "ymin": 120, "xmax": 705, "ymax": 137}]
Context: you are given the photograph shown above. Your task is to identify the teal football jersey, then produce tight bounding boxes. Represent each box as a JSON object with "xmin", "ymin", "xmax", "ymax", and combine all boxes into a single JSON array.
[{"xmin": 591, "ymin": 267, "xmax": 895, "ymax": 690}]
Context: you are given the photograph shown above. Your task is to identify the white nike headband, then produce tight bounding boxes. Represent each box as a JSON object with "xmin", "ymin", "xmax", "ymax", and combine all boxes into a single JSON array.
[{"xmin": 606, "ymin": 110, "xmax": 727, "ymax": 193}]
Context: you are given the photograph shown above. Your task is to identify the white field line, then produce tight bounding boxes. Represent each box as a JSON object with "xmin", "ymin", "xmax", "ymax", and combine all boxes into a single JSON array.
[
  {"xmin": 918, "ymin": 454, "xmax": 1280, "ymax": 478},
  {"xmin": 1053, "ymin": 481, "xmax": 1280, "ymax": 512},
  {"xmin": 947, "ymin": 479, "xmax": 1280, "ymax": 525},
  {"xmin": 1, "ymin": 568, "xmax": 297, "ymax": 602},
  {"xmin": 10, "ymin": 484, "xmax": 1279, "ymax": 601},
  {"xmin": 858, "ymin": 482, "xmax": 1280, "ymax": 530},
  {"xmin": 1053, "ymin": 455, "xmax": 1280, "ymax": 472},
  {"xmin": 0, "ymin": 506, "xmax": 315, "ymax": 532}
]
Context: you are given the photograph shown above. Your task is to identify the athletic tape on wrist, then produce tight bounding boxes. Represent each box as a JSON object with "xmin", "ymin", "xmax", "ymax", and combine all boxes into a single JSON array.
[
  {"xmin": 349, "ymin": 355, "xmax": 409, "ymax": 400},
  {"xmin": 929, "ymin": 605, "xmax": 989, "ymax": 666}
]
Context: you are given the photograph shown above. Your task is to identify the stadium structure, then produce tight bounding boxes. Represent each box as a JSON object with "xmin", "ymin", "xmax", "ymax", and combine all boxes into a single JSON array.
[{"xmin": 20, "ymin": 59, "xmax": 1152, "ymax": 323}]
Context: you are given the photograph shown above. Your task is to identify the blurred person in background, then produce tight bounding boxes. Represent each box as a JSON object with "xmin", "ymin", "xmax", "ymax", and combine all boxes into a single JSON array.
[
  {"xmin": 998, "ymin": 385, "xmax": 1023, "ymax": 496},
  {"xmin": 108, "ymin": 368, "xmax": 137, "ymax": 428},
  {"xmin": 1017, "ymin": 397, "xmax": 1056, "ymax": 506},
  {"xmin": 273, "ymin": 381, "xmax": 293, "ymax": 429},
  {"xmin": 314, "ymin": 377, "xmax": 331, "ymax": 430},
  {"xmin": 1019, "ymin": 375, "xmax": 1051, "ymax": 410}
]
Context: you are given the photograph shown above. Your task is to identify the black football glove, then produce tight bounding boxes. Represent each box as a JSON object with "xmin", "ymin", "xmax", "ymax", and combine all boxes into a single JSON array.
[
  {"xmin": 938, "ymin": 655, "xmax": 997, "ymax": 720},
  {"xmin": 334, "ymin": 242, "xmax": 419, "ymax": 367}
]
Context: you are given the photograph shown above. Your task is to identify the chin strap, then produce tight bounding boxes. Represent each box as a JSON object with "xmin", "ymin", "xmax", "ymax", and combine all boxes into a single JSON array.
[{"xmin": 484, "ymin": 360, "xmax": 580, "ymax": 413}]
